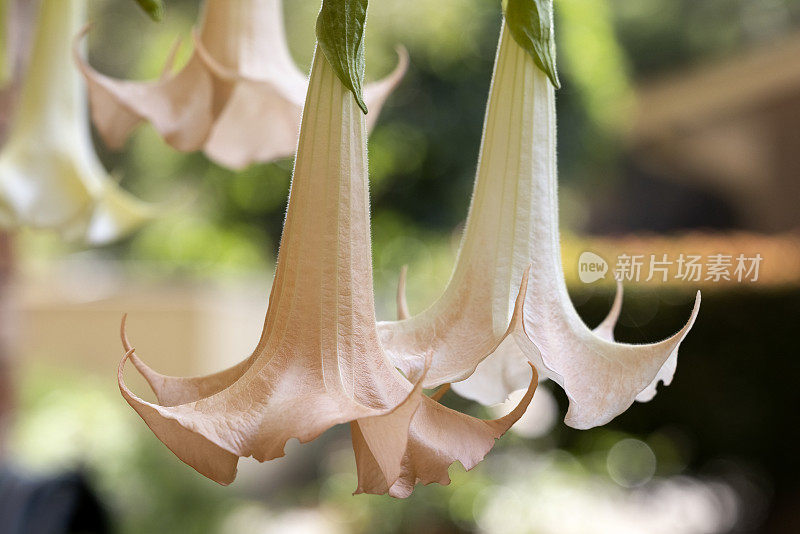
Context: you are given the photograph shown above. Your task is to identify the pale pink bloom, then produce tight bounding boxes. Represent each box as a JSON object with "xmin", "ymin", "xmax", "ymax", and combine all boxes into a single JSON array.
[
  {"xmin": 379, "ymin": 21, "xmax": 699, "ymax": 430},
  {"xmin": 118, "ymin": 48, "xmax": 533, "ymax": 497},
  {"xmin": 76, "ymin": 0, "xmax": 407, "ymax": 170}
]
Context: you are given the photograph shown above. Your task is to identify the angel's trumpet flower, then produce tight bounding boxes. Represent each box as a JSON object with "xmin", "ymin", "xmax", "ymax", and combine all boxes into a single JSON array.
[
  {"xmin": 379, "ymin": 18, "xmax": 699, "ymax": 430},
  {"xmin": 0, "ymin": 0, "xmax": 151, "ymax": 245},
  {"xmin": 75, "ymin": 0, "xmax": 407, "ymax": 170},
  {"xmin": 118, "ymin": 43, "xmax": 534, "ymax": 496}
]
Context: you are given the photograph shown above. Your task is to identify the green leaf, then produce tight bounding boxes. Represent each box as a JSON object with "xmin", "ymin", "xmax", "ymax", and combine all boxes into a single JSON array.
[
  {"xmin": 134, "ymin": 0, "xmax": 165, "ymax": 22},
  {"xmin": 315, "ymin": 0, "xmax": 369, "ymax": 114},
  {"xmin": 504, "ymin": 0, "xmax": 560, "ymax": 88}
]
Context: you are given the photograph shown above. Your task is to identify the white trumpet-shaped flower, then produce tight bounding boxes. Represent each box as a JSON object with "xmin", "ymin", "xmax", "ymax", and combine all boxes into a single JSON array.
[
  {"xmin": 75, "ymin": 0, "xmax": 407, "ymax": 170},
  {"xmin": 118, "ymin": 45, "xmax": 534, "ymax": 497},
  {"xmin": 379, "ymin": 20, "xmax": 699, "ymax": 430},
  {"xmin": 0, "ymin": 0, "xmax": 151, "ymax": 245}
]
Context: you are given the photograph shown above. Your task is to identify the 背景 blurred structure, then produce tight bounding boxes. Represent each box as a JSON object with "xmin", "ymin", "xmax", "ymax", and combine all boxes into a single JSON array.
[{"xmin": 598, "ymin": 30, "xmax": 800, "ymax": 233}]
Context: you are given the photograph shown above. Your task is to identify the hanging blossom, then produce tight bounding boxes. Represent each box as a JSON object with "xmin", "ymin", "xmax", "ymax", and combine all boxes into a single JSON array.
[
  {"xmin": 117, "ymin": 26, "xmax": 534, "ymax": 497},
  {"xmin": 379, "ymin": 8, "xmax": 700, "ymax": 430},
  {"xmin": 0, "ymin": 0, "xmax": 151, "ymax": 245},
  {"xmin": 75, "ymin": 0, "xmax": 407, "ymax": 170}
]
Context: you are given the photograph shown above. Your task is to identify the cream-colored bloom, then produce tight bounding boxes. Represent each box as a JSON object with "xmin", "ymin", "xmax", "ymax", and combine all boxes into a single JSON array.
[
  {"xmin": 0, "ymin": 0, "xmax": 151, "ymax": 245},
  {"xmin": 76, "ymin": 0, "xmax": 407, "ymax": 170},
  {"xmin": 379, "ymin": 22, "xmax": 699, "ymax": 430},
  {"xmin": 118, "ymin": 48, "xmax": 533, "ymax": 496}
]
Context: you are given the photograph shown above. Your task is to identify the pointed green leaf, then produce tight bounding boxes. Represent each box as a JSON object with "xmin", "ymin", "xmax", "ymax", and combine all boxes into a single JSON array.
[
  {"xmin": 134, "ymin": 0, "xmax": 164, "ymax": 22},
  {"xmin": 504, "ymin": 0, "xmax": 560, "ymax": 88},
  {"xmin": 315, "ymin": 0, "xmax": 368, "ymax": 114}
]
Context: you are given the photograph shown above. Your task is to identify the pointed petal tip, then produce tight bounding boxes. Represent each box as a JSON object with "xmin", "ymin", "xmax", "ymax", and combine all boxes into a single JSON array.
[
  {"xmin": 593, "ymin": 281, "xmax": 624, "ymax": 341},
  {"xmin": 120, "ymin": 313, "xmax": 131, "ymax": 351},
  {"xmin": 563, "ymin": 291, "xmax": 702, "ymax": 429},
  {"xmin": 675, "ymin": 289, "xmax": 702, "ymax": 338},
  {"xmin": 363, "ymin": 45, "xmax": 410, "ymax": 125},
  {"xmin": 75, "ymin": 23, "xmax": 93, "ymax": 41},
  {"xmin": 117, "ymin": 344, "xmax": 240, "ymax": 485},
  {"xmin": 159, "ymin": 36, "xmax": 184, "ymax": 80},
  {"xmin": 391, "ymin": 45, "xmax": 410, "ymax": 77},
  {"xmin": 508, "ymin": 265, "xmax": 531, "ymax": 333},
  {"xmin": 488, "ymin": 362, "xmax": 537, "ymax": 433},
  {"xmin": 118, "ymin": 315, "xmax": 170, "ymax": 398},
  {"xmin": 72, "ymin": 24, "xmax": 100, "ymax": 78},
  {"xmin": 354, "ymin": 349, "xmax": 432, "ymax": 490},
  {"xmin": 191, "ymin": 30, "xmax": 238, "ymax": 82},
  {"xmin": 396, "ymin": 265, "xmax": 410, "ymax": 321}
]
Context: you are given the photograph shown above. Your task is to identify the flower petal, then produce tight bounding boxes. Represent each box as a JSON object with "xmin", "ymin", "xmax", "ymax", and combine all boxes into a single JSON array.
[
  {"xmin": 120, "ymin": 314, "xmax": 256, "ymax": 407},
  {"xmin": 83, "ymin": 180, "xmax": 156, "ymax": 245},
  {"xmin": 586, "ymin": 282, "xmax": 680, "ymax": 404},
  {"xmin": 592, "ymin": 280, "xmax": 623, "ymax": 342},
  {"xmin": 504, "ymin": 17, "xmax": 701, "ymax": 427},
  {"xmin": 74, "ymin": 27, "xmax": 215, "ymax": 152},
  {"xmin": 352, "ymin": 364, "xmax": 537, "ymax": 498},
  {"xmin": 363, "ymin": 46, "xmax": 409, "ymax": 131},
  {"xmin": 396, "ymin": 264, "xmax": 410, "ymax": 320},
  {"xmin": 376, "ymin": 26, "xmax": 543, "ymax": 390},
  {"xmin": 201, "ymin": 79, "xmax": 303, "ymax": 169},
  {"xmin": 198, "ymin": 43, "xmax": 408, "ymax": 169},
  {"xmin": 451, "ymin": 336, "xmax": 536, "ymax": 405},
  {"xmin": 394, "ymin": 265, "xmax": 531, "ymax": 406},
  {"xmin": 117, "ymin": 49, "xmax": 424, "ymax": 484},
  {"xmin": 519, "ymin": 286, "xmax": 700, "ymax": 429},
  {"xmin": 118, "ymin": 349, "xmax": 241, "ymax": 485},
  {"xmin": 379, "ymin": 21, "xmax": 699, "ymax": 429},
  {"xmin": 351, "ymin": 355, "xmax": 429, "ymax": 489},
  {"xmin": 77, "ymin": 0, "xmax": 407, "ymax": 168}
]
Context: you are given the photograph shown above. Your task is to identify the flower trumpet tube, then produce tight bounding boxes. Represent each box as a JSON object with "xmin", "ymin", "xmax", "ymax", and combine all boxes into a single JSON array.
[
  {"xmin": 380, "ymin": 17, "xmax": 699, "ymax": 430},
  {"xmin": 75, "ymin": 0, "xmax": 408, "ymax": 170},
  {"xmin": 378, "ymin": 22, "xmax": 616, "ymax": 397},
  {"xmin": 118, "ymin": 41, "xmax": 534, "ymax": 495},
  {"xmin": 0, "ymin": 0, "xmax": 151, "ymax": 245}
]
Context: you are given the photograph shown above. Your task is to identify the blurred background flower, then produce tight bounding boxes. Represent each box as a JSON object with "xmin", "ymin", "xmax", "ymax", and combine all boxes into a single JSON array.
[{"xmin": 1, "ymin": 0, "xmax": 799, "ymax": 532}]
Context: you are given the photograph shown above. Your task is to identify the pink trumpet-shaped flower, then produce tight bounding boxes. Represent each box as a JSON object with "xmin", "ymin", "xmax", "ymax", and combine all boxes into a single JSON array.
[
  {"xmin": 118, "ymin": 46, "xmax": 533, "ymax": 496},
  {"xmin": 379, "ymin": 21, "xmax": 699, "ymax": 429},
  {"xmin": 75, "ymin": 0, "xmax": 407, "ymax": 170}
]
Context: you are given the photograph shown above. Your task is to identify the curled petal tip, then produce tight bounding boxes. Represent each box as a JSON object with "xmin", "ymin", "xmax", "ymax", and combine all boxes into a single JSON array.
[
  {"xmin": 488, "ymin": 362, "xmax": 537, "ymax": 432},
  {"xmin": 363, "ymin": 45, "xmax": 410, "ymax": 126},
  {"xmin": 391, "ymin": 45, "xmax": 410, "ymax": 76},
  {"xmin": 117, "ymin": 349, "xmax": 239, "ymax": 485},
  {"xmin": 508, "ymin": 265, "xmax": 531, "ymax": 333},
  {"xmin": 118, "ymin": 347, "xmax": 136, "ymax": 379},
  {"xmin": 593, "ymin": 281, "xmax": 624, "ymax": 341},
  {"xmin": 76, "ymin": 22, "xmax": 92, "ymax": 40},
  {"xmin": 160, "ymin": 36, "xmax": 184, "ymax": 79},
  {"xmin": 191, "ymin": 30, "xmax": 238, "ymax": 82},
  {"xmin": 677, "ymin": 290, "xmax": 702, "ymax": 335},
  {"xmin": 396, "ymin": 265, "xmax": 410, "ymax": 321},
  {"xmin": 545, "ymin": 282, "xmax": 700, "ymax": 430},
  {"xmin": 120, "ymin": 313, "xmax": 131, "ymax": 351}
]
